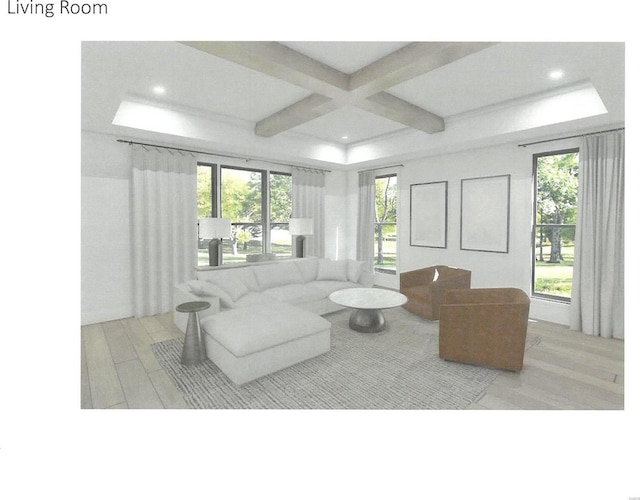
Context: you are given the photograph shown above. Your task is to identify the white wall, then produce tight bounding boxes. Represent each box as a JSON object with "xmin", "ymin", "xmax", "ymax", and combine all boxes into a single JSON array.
[
  {"xmin": 344, "ymin": 138, "xmax": 582, "ymax": 325},
  {"xmin": 81, "ymin": 131, "xmax": 352, "ymax": 324},
  {"xmin": 82, "ymin": 129, "xmax": 580, "ymax": 326},
  {"xmin": 81, "ymin": 131, "xmax": 133, "ymax": 325}
]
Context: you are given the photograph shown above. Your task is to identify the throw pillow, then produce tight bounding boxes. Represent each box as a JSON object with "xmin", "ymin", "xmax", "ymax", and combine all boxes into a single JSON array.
[
  {"xmin": 347, "ymin": 259, "xmax": 364, "ymax": 283},
  {"xmin": 188, "ymin": 280, "xmax": 235, "ymax": 308},
  {"xmin": 294, "ymin": 257, "xmax": 319, "ymax": 282},
  {"xmin": 207, "ymin": 275, "xmax": 250, "ymax": 302},
  {"xmin": 317, "ymin": 259, "xmax": 347, "ymax": 281},
  {"xmin": 253, "ymin": 262, "xmax": 304, "ymax": 288}
]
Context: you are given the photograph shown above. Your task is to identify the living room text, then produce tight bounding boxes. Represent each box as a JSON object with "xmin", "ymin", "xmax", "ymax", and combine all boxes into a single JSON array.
[{"xmin": 7, "ymin": 0, "xmax": 108, "ymax": 17}]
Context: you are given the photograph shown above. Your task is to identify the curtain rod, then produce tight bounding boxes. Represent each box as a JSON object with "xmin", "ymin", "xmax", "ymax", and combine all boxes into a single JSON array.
[
  {"xmin": 116, "ymin": 139, "xmax": 332, "ymax": 172},
  {"xmin": 357, "ymin": 164, "xmax": 404, "ymax": 174},
  {"xmin": 517, "ymin": 127, "xmax": 624, "ymax": 148}
]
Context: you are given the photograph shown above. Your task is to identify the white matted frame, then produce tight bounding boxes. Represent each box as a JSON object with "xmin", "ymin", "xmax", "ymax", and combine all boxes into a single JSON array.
[
  {"xmin": 460, "ymin": 174, "xmax": 510, "ymax": 253},
  {"xmin": 410, "ymin": 181, "xmax": 448, "ymax": 248}
]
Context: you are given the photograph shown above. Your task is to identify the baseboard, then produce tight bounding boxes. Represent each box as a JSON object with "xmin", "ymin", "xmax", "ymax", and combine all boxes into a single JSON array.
[{"xmin": 81, "ymin": 306, "xmax": 133, "ymax": 326}]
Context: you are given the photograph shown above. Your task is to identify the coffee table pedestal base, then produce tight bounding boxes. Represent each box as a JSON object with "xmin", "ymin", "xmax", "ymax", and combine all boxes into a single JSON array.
[{"xmin": 349, "ymin": 308, "xmax": 385, "ymax": 333}]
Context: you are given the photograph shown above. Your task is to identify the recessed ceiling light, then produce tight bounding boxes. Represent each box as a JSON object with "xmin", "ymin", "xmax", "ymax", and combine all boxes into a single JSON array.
[
  {"xmin": 153, "ymin": 85, "xmax": 166, "ymax": 95},
  {"xmin": 549, "ymin": 70, "xmax": 564, "ymax": 80},
  {"xmin": 341, "ymin": 135, "xmax": 349, "ymax": 140}
]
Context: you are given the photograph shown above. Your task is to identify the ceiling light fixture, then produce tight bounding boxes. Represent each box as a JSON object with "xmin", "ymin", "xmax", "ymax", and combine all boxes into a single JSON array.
[
  {"xmin": 549, "ymin": 70, "xmax": 564, "ymax": 80},
  {"xmin": 341, "ymin": 135, "xmax": 349, "ymax": 140},
  {"xmin": 153, "ymin": 85, "xmax": 166, "ymax": 95}
]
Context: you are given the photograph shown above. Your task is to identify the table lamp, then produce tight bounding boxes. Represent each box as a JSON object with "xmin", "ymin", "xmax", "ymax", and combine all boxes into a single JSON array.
[
  {"xmin": 199, "ymin": 218, "xmax": 231, "ymax": 266},
  {"xmin": 289, "ymin": 218, "xmax": 313, "ymax": 258}
]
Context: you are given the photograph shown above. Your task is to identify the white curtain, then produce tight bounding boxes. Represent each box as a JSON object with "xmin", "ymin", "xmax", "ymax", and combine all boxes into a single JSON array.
[
  {"xmin": 131, "ymin": 146, "xmax": 198, "ymax": 317},
  {"xmin": 292, "ymin": 167, "xmax": 325, "ymax": 257},
  {"xmin": 570, "ymin": 130, "xmax": 624, "ymax": 339},
  {"xmin": 356, "ymin": 170, "xmax": 376, "ymax": 269}
]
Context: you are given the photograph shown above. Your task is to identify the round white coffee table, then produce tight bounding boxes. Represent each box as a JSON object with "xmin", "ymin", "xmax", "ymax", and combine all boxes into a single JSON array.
[{"xmin": 329, "ymin": 288, "xmax": 408, "ymax": 333}]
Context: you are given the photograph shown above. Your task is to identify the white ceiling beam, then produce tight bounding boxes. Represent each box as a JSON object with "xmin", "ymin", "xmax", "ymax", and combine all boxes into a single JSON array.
[
  {"xmin": 182, "ymin": 41, "xmax": 495, "ymax": 138},
  {"xmin": 349, "ymin": 42, "xmax": 497, "ymax": 97},
  {"xmin": 180, "ymin": 41, "xmax": 349, "ymax": 98},
  {"xmin": 360, "ymin": 92, "xmax": 445, "ymax": 134},
  {"xmin": 255, "ymin": 94, "xmax": 336, "ymax": 137}
]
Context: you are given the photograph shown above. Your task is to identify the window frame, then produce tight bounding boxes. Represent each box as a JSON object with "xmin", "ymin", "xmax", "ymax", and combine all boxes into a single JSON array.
[
  {"xmin": 197, "ymin": 162, "xmax": 292, "ymax": 262},
  {"xmin": 531, "ymin": 148, "xmax": 579, "ymax": 303},
  {"xmin": 374, "ymin": 173, "xmax": 398, "ymax": 275}
]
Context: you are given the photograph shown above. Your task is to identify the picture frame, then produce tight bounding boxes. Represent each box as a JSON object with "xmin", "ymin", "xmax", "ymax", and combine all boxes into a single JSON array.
[
  {"xmin": 460, "ymin": 174, "xmax": 510, "ymax": 253},
  {"xmin": 410, "ymin": 181, "xmax": 448, "ymax": 248}
]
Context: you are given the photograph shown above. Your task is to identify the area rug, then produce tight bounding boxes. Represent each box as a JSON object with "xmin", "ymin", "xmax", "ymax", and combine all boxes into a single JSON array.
[{"xmin": 151, "ymin": 307, "xmax": 540, "ymax": 409}]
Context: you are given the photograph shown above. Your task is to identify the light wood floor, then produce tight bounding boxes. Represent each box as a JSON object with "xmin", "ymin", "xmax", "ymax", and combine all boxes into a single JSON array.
[{"xmin": 81, "ymin": 314, "xmax": 624, "ymax": 410}]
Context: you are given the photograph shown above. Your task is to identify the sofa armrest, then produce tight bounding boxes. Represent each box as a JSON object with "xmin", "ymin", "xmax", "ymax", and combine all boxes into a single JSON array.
[
  {"xmin": 358, "ymin": 268, "xmax": 374, "ymax": 288},
  {"xmin": 173, "ymin": 283, "xmax": 221, "ymax": 333}
]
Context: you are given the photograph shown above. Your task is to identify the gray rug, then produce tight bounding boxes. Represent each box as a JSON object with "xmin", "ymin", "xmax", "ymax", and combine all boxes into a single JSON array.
[{"xmin": 151, "ymin": 307, "xmax": 540, "ymax": 409}]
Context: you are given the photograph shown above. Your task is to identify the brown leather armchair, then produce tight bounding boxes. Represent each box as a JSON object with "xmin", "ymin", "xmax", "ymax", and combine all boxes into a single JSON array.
[
  {"xmin": 400, "ymin": 265, "xmax": 471, "ymax": 320},
  {"xmin": 439, "ymin": 288, "xmax": 531, "ymax": 372}
]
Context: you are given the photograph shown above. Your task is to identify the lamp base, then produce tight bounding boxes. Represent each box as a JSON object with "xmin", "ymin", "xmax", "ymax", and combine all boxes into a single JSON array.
[
  {"xmin": 208, "ymin": 238, "xmax": 223, "ymax": 266},
  {"xmin": 294, "ymin": 235, "xmax": 306, "ymax": 258}
]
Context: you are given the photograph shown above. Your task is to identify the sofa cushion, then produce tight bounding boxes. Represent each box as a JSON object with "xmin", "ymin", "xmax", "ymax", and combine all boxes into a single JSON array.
[
  {"xmin": 234, "ymin": 291, "xmax": 274, "ymax": 308},
  {"xmin": 206, "ymin": 275, "xmax": 249, "ymax": 302},
  {"xmin": 312, "ymin": 280, "xmax": 361, "ymax": 295},
  {"xmin": 317, "ymin": 259, "xmax": 348, "ymax": 281},
  {"xmin": 253, "ymin": 261, "xmax": 304, "ymax": 289},
  {"xmin": 347, "ymin": 259, "xmax": 365, "ymax": 283},
  {"xmin": 262, "ymin": 284, "xmax": 327, "ymax": 305},
  {"xmin": 293, "ymin": 258, "xmax": 319, "ymax": 282},
  {"xmin": 197, "ymin": 267, "xmax": 260, "ymax": 292},
  {"xmin": 188, "ymin": 280, "xmax": 236, "ymax": 308},
  {"xmin": 201, "ymin": 304, "xmax": 331, "ymax": 357}
]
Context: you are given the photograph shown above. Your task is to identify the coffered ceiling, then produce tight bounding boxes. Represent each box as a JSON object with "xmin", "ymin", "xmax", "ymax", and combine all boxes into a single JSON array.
[{"xmin": 81, "ymin": 41, "xmax": 624, "ymax": 170}]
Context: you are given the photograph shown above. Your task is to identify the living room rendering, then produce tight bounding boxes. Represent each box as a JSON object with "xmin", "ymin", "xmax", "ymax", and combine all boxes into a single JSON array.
[{"xmin": 81, "ymin": 41, "xmax": 625, "ymax": 410}]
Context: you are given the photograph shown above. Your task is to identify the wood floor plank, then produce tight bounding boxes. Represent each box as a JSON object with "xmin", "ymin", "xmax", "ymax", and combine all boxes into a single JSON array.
[
  {"xmin": 120, "ymin": 317, "xmax": 163, "ymax": 373},
  {"xmin": 489, "ymin": 374, "xmax": 589, "ymax": 410},
  {"xmin": 474, "ymin": 392, "xmax": 524, "ymax": 410},
  {"xmin": 83, "ymin": 311, "xmax": 624, "ymax": 410},
  {"xmin": 525, "ymin": 344, "xmax": 619, "ymax": 383},
  {"xmin": 102, "ymin": 319, "xmax": 138, "ymax": 364},
  {"xmin": 480, "ymin": 379, "xmax": 561, "ymax": 409},
  {"xmin": 535, "ymin": 339, "xmax": 623, "ymax": 374},
  {"xmin": 82, "ymin": 323, "xmax": 125, "ymax": 409},
  {"xmin": 139, "ymin": 315, "xmax": 164, "ymax": 334},
  {"xmin": 116, "ymin": 359, "xmax": 164, "ymax": 409},
  {"xmin": 464, "ymin": 403, "xmax": 488, "ymax": 410},
  {"xmin": 495, "ymin": 362, "xmax": 623, "ymax": 409},
  {"xmin": 148, "ymin": 369, "xmax": 190, "ymax": 409},
  {"xmin": 524, "ymin": 356, "xmax": 623, "ymax": 396},
  {"xmin": 148, "ymin": 327, "xmax": 176, "ymax": 344},
  {"xmin": 157, "ymin": 313, "xmax": 187, "ymax": 340},
  {"xmin": 106, "ymin": 402, "xmax": 129, "ymax": 409},
  {"xmin": 80, "ymin": 333, "xmax": 93, "ymax": 409}
]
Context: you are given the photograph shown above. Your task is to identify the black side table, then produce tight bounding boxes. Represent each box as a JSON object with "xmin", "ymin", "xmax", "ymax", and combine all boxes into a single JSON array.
[{"xmin": 176, "ymin": 301, "xmax": 211, "ymax": 365}]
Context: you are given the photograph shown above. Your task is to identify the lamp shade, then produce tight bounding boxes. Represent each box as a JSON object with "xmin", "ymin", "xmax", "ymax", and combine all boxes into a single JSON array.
[
  {"xmin": 199, "ymin": 218, "xmax": 231, "ymax": 239},
  {"xmin": 289, "ymin": 218, "xmax": 313, "ymax": 235}
]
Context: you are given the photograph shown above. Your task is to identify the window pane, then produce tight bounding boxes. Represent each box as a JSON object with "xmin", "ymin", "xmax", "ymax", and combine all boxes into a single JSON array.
[
  {"xmin": 533, "ymin": 151, "xmax": 579, "ymax": 300},
  {"xmin": 270, "ymin": 173, "xmax": 292, "ymax": 257},
  {"xmin": 197, "ymin": 164, "xmax": 214, "ymax": 218},
  {"xmin": 534, "ymin": 226, "xmax": 575, "ymax": 298},
  {"xmin": 221, "ymin": 167, "xmax": 263, "ymax": 261},
  {"xmin": 197, "ymin": 164, "xmax": 215, "ymax": 266},
  {"xmin": 374, "ymin": 175, "xmax": 397, "ymax": 273}
]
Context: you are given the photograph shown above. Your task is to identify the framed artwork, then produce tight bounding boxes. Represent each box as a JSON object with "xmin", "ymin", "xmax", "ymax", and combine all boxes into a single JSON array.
[
  {"xmin": 410, "ymin": 181, "xmax": 448, "ymax": 248},
  {"xmin": 460, "ymin": 174, "xmax": 510, "ymax": 253}
]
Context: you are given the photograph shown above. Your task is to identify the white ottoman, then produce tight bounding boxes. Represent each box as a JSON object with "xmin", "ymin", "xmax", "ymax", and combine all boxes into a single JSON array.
[{"xmin": 200, "ymin": 303, "xmax": 331, "ymax": 385}]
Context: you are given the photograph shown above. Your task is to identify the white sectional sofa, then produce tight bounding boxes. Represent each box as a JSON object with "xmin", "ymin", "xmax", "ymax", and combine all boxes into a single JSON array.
[{"xmin": 173, "ymin": 257, "xmax": 373, "ymax": 384}]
